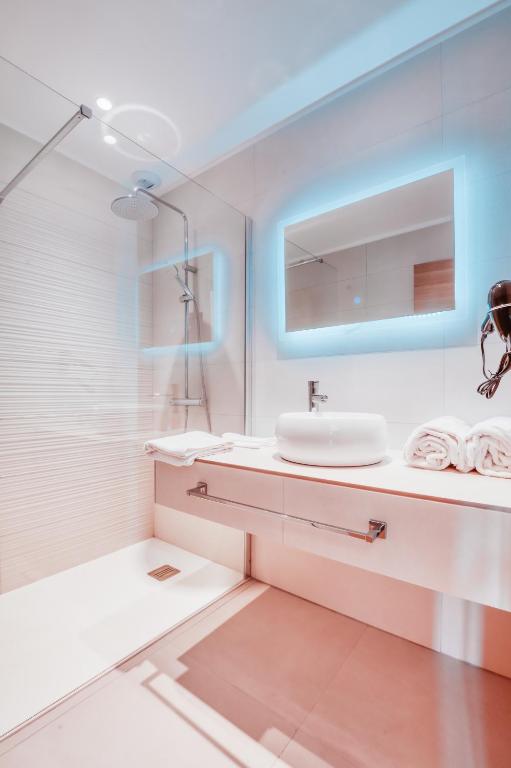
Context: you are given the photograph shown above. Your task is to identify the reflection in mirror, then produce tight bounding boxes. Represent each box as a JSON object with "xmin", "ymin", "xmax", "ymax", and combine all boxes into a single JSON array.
[
  {"xmin": 145, "ymin": 250, "xmax": 214, "ymax": 350},
  {"xmin": 285, "ymin": 170, "xmax": 454, "ymax": 332}
]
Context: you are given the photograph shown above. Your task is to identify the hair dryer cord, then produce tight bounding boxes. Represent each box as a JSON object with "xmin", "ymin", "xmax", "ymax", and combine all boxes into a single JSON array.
[{"xmin": 477, "ymin": 350, "xmax": 511, "ymax": 398}]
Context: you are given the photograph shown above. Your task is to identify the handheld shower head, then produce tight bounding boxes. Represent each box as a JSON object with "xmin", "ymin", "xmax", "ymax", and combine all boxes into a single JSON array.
[{"xmin": 174, "ymin": 265, "xmax": 195, "ymax": 302}]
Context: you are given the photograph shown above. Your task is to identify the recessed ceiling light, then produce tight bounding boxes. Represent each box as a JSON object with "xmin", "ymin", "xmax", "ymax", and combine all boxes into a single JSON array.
[
  {"xmin": 96, "ymin": 97, "xmax": 112, "ymax": 111},
  {"xmin": 103, "ymin": 134, "xmax": 117, "ymax": 145}
]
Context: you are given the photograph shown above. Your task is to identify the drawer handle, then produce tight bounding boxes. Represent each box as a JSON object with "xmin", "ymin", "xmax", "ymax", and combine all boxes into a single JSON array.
[{"xmin": 187, "ymin": 482, "xmax": 387, "ymax": 543}]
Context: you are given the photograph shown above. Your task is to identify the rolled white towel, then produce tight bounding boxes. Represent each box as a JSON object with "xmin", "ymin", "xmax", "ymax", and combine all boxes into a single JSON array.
[
  {"xmin": 221, "ymin": 432, "xmax": 276, "ymax": 449},
  {"xmin": 404, "ymin": 417, "xmax": 472, "ymax": 472},
  {"xmin": 144, "ymin": 431, "xmax": 233, "ymax": 467},
  {"xmin": 465, "ymin": 417, "xmax": 511, "ymax": 479}
]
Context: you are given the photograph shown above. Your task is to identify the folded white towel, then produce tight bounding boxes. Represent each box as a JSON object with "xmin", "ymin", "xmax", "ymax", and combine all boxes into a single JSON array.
[
  {"xmin": 144, "ymin": 431, "xmax": 233, "ymax": 467},
  {"xmin": 465, "ymin": 417, "xmax": 511, "ymax": 479},
  {"xmin": 404, "ymin": 417, "xmax": 472, "ymax": 472},
  {"xmin": 151, "ymin": 445, "xmax": 232, "ymax": 467},
  {"xmin": 221, "ymin": 432, "xmax": 276, "ymax": 449}
]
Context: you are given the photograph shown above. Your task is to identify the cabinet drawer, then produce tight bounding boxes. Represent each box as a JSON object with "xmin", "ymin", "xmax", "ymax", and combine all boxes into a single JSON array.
[
  {"xmin": 283, "ymin": 477, "xmax": 511, "ymax": 610},
  {"xmin": 156, "ymin": 461, "xmax": 284, "ymax": 540}
]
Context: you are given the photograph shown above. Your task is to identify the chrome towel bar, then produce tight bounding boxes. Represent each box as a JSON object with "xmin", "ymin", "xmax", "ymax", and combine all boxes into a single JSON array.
[{"xmin": 186, "ymin": 482, "xmax": 387, "ymax": 543}]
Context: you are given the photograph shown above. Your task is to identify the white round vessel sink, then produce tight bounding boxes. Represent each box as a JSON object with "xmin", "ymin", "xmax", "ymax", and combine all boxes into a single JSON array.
[{"xmin": 276, "ymin": 411, "xmax": 388, "ymax": 467}]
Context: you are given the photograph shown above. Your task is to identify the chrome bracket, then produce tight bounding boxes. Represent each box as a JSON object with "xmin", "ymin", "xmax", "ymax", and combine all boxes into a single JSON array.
[
  {"xmin": 0, "ymin": 104, "xmax": 92, "ymax": 204},
  {"xmin": 311, "ymin": 517, "xmax": 386, "ymax": 542}
]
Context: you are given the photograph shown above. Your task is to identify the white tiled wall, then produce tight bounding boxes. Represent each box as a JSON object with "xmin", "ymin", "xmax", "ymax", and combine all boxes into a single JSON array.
[
  {"xmin": 0, "ymin": 124, "xmax": 154, "ymax": 592},
  {"xmin": 197, "ymin": 7, "xmax": 511, "ymax": 444}
]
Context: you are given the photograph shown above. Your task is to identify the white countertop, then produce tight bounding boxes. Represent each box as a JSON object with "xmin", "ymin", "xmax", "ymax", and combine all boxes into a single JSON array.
[{"xmin": 197, "ymin": 447, "xmax": 511, "ymax": 513}]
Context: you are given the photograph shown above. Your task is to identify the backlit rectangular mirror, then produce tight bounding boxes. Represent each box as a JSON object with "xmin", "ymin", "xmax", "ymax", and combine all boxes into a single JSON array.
[{"xmin": 284, "ymin": 169, "xmax": 454, "ymax": 332}]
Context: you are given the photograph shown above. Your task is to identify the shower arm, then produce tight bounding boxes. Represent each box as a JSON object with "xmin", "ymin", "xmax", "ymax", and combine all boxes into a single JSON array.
[
  {"xmin": 134, "ymin": 185, "xmax": 189, "ymax": 286},
  {"xmin": 134, "ymin": 186, "xmax": 188, "ymax": 260},
  {"xmin": 0, "ymin": 104, "xmax": 92, "ymax": 204}
]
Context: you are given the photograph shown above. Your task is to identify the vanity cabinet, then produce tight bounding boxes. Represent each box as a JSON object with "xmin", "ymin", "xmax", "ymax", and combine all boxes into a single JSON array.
[
  {"xmin": 156, "ymin": 461, "xmax": 285, "ymax": 540},
  {"xmin": 282, "ymin": 478, "xmax": 511, "ymax": 610},
  {"xmin": 155, "ymin": 455, "xmax": 511, "ymax": 612}
]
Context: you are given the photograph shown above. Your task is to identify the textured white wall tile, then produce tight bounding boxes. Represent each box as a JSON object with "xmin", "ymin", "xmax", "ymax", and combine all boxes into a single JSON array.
[{"xmin": 0, "ymin": 133, "xmax": 154, "ymax": 593}]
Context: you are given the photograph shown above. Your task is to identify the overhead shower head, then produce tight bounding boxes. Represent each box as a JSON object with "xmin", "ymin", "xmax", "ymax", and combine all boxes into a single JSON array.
[
  {"xmin": 111, "ymin": 170, "xmax": 162, "ymax": 221},
  {"xmin": 110, "ymin": 192, "xmax": 159, "ymax": 221}
]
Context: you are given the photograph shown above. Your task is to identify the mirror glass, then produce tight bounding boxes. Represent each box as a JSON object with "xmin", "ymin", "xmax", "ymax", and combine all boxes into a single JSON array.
[{"xmin": 285, "ymin": 169, "xmax": 454, "ymax": 332}]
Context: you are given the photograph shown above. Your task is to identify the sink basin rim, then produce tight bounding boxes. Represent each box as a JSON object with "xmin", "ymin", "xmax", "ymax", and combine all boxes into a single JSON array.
[
  {"xmin": 279, "ymin": 411, "xmax": 385, "ymax": 420},
  {"xmin": 275, "ymin": 410, "xmax": 388, "ymax": 467}
]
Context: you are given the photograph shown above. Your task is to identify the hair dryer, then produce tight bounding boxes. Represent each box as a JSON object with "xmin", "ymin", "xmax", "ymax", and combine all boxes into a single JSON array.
[{"xmin": 477, "ymin": 280, "xmax": 511, "ymax": 398}]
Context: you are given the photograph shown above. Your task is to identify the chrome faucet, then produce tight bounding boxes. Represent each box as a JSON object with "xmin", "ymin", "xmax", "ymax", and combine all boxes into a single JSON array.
[{"xmin": 308, "ymin": 380, "xmax": 328, "ymax": 413}]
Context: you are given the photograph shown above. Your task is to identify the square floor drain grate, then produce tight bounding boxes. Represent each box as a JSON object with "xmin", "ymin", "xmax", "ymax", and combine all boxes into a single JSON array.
[{"xmin": 147, "ymin": 564, "xmax": 181, "ymax": 581}]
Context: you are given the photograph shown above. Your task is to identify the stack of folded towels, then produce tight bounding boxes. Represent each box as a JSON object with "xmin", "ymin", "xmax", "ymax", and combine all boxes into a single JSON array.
[
  {"xmin": 144, "ymin": 431, "xmax": 234, "ymax": 467},
  {"xmin": 404, "ymin": 416, "xmax": 511, "ymax": 478},
  {"xmin": 144, "ymin": 431, "xmax": 275, "ymax": 467}
]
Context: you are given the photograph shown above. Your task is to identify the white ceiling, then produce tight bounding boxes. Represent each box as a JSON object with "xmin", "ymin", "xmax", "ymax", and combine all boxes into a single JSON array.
[{"xmin": 0, "ymin": 0, "xmax": 507, "ymax": 179}]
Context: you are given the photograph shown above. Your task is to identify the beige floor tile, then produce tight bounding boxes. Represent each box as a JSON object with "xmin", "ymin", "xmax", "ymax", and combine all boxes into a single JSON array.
[
  {"xmin": 292, "ymin": 626, "xmax": 511, "ymax": 768},
  {"xmin": 0, "ymin": 654, "xmax": 294, "ymax": 768},
  {"xmin": 183, "ymin": 587, "xmax": 367, "ymax": 725},
  {"xmin": 278, "ymin": 733, "xmax": 360, "ymax": 768},
  {"xmin": 3, "ymin": 585, "xmax": 510, "ymax": 768}
]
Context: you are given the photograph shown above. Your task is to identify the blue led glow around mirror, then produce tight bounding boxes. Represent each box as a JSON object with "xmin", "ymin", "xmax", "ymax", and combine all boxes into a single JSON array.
[
  {"xmin": 276, "ymin": 158, "xmax": 470, "ymax": 357},
  {"xmin": 137, "ymin": 246, "xmax": 225, "ymax": 356}
]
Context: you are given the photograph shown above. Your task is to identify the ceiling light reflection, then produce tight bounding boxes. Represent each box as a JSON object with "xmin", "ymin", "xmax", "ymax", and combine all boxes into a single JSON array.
[{"xmin": 96, "ymin": 97, "xmax": 113, "ymax": 111}]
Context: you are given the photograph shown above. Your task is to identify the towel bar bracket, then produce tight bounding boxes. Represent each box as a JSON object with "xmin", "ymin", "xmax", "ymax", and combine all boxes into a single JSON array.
[{"xmin": 186, "ymin": 482, "xmax": 387, "ymax": 544}]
